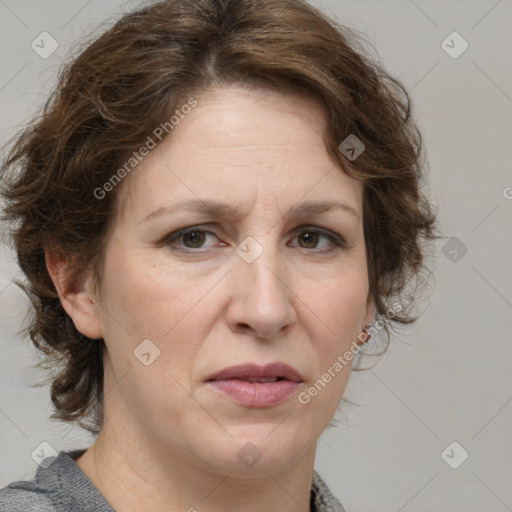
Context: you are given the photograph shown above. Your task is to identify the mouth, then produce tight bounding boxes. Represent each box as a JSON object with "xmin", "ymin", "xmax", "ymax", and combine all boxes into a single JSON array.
[
  {"xmin": 205, "ymin": 362, "xmax": 303, "ymax": 408},
  {"xmin": 231, "ymin": 377, "xmax": 284, "ymax": 383},
  {"xmin": 205, "ymin": 362, "xmax": 303, "ymax": 383}
]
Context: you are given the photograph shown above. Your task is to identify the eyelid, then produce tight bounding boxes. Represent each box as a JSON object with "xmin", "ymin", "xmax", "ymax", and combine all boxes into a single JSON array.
[
  {"xmin": 160, "ymin": 223, "xmax": 218, "ymax": 244},
  {"xmin": 290, "ymin": 225, "xmax": 346, "ymax": 246}
]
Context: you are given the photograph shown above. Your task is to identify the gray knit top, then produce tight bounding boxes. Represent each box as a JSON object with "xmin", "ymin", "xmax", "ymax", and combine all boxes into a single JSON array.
[{"xmin": 0, "ymin": 449, "xmax": 347, "ymax": 511}]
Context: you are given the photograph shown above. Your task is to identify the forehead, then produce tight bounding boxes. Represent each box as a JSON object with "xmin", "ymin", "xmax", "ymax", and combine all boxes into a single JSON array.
[{"xmin": 113, "ymin": 86, "xmax": 362, "ymax": 222}]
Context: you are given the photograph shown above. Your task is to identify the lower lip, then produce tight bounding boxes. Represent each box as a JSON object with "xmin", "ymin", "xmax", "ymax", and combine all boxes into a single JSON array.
[{"xmin": 207, "ymin": 379, "xmax": 301, "ymax": 407}]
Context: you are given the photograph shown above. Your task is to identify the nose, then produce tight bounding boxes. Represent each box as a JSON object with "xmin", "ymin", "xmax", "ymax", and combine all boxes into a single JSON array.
[{"xmin": 225, "ymin": 238, "xmax": 297, "ymax": 340}]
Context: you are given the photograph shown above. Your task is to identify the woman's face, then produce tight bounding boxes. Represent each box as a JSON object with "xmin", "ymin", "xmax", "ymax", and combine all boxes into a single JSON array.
[{"xmin": 89, "ymin": 86, "xmax": 373, "ymax": 474}]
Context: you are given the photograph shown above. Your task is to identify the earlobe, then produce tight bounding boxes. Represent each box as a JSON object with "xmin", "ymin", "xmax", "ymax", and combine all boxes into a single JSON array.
[
  {"xmin": 356, "ymin": 293, "xmax": 376, "ymax": 346},
  {"xmin": 364, "ymin": 293, "xmax": 376, "ymax": 327},
  {"xmin": 44, "ymin": 247, "xmax": 103, "ymax": 340}
]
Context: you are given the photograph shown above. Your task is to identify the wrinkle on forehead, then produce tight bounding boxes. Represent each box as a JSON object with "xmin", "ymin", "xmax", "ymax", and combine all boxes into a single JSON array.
[{"xmin": 112, "ymin": 85, "xmax": 357, "ymax": 228}]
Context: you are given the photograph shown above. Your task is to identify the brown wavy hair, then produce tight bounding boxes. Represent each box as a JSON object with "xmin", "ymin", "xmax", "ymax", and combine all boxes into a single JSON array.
[{"xmin": 0, "ymin": 0, "xmax": 438, "ymax": 434}]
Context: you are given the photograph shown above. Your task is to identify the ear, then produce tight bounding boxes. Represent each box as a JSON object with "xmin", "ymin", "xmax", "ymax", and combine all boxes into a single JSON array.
[
  {"xmin": 44, "ymin": 246, "xmax": 103, "ymax": 340},
  {"xmin": 356, "ymin": 292, "xmax": 376, "ymax": 346}
]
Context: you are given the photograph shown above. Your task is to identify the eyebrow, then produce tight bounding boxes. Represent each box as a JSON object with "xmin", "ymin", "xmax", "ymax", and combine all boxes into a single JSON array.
[{"xmin": 141, "ymin": 198, "xmax": 360, "ymax": 223}]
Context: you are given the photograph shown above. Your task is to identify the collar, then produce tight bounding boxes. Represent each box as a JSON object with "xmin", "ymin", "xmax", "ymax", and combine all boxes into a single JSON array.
[{"xmin": 31, "ymin": 450, "xmax": 347, "ymax": 511}]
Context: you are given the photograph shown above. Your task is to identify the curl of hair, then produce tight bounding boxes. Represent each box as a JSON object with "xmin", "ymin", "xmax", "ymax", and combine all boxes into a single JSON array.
[{"xmin": 0, "ymin": 0, "xmax": 439, "ymax": 434}]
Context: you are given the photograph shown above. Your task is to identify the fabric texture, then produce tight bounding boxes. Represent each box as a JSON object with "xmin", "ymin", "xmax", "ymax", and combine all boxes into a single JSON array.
[{"xmin": 0, "ymin": 449, "xmax": 347, "ymax": 511}]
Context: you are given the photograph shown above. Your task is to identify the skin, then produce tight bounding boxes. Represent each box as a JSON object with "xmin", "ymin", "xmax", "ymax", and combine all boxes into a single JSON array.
[{"xmin": 46, "ymin": 85, "xmax": 375, "ymax": 512}]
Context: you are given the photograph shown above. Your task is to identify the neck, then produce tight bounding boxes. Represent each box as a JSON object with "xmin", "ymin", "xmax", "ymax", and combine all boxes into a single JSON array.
[{"xmin": 76, "ymin": 411, "xmax": 316, "ymax": 512}]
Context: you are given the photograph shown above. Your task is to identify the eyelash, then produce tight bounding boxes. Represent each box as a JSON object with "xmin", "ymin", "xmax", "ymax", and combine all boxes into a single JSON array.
[{"xmin": 162, "ymin": 224, "xmax": 346, "ymax": 254}]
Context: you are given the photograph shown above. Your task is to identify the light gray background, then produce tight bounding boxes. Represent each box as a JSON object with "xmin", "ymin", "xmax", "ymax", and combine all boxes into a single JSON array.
[{"xmin": 1, "ymin": 1, "xmax": 511, "ymax": 511}]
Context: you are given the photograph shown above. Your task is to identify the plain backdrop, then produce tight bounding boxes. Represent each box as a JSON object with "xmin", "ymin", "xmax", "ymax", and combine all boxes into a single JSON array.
[{"xmin": 1, "ymin": 1, "xmax": 511, "ymax": 511}]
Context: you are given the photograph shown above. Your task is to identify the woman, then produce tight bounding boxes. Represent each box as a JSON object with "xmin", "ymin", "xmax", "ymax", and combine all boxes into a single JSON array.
[{"xmin": 0, "ymin": 0, "xmax": 437, "ymax": 510}]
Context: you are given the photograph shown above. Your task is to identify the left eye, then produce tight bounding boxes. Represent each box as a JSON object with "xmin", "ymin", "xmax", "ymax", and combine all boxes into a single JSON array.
[
  {"xmin": 167, "ymin": 228, "xmax": 216, "ymax": 249},
  {"xmin": 163, "ymin": 226, "xmax": 344, "ymax": 253}
]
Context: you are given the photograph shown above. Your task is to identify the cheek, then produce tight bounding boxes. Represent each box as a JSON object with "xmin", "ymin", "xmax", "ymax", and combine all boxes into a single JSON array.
[
  {"xmin": 312, "ymin": 273, "xmax": 369, "ymax": 330},
  {"xmin": 97, "ymin": 254, "xmax": 202, "ymax": 420},
  {"xmin": 303, "ymin": 272, "xmax": 368, "ymax": 394},
  {"xmin": 100, "ymin": 249, "xmax": 192, "ymax": 338},
  {"xmin": 301, "ymin": 279, "xmax": 364, "ymax": 419},
  {"xmin": 98, "ymin": 250, "xmax": 219, "ymax": 384}
]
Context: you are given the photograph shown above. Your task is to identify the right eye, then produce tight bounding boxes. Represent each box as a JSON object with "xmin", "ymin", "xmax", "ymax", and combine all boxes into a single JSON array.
[{"xmin": 162, "ymin": 225, "xmax": 224, "ymax": 251}]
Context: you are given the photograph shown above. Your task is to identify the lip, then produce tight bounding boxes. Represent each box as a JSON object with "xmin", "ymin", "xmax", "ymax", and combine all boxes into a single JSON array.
[
  {"xmin": 205, "ymin": 362, "xmax": 303, "ymax": 408},
  {"xmin": 206, "ymin": 362, "xmax": 303, "ymax": 383}
]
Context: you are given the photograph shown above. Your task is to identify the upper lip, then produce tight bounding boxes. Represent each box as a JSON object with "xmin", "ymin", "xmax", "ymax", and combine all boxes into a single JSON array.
[{"xmin": 205, "ymin": 362, "xmax": 303, "ymax": 383}]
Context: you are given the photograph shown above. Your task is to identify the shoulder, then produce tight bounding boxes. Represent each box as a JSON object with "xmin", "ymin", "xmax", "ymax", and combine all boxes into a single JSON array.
[
  {"xmin": 0, "ymin": 449, "xmax": 90, "ymax": 512},
  {"xmin": 0, "ymin": 475, "xmax": 57, "ymax": 511},
  {"xmin": 311, "ymin": 470, "xmax": 348, "ymax": 512}
]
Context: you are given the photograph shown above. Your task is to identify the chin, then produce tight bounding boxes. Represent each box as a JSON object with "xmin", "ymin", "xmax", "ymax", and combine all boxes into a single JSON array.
[{"xmin": 186, "ymin": 425, "xmax": 312, "ymax": 476}]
